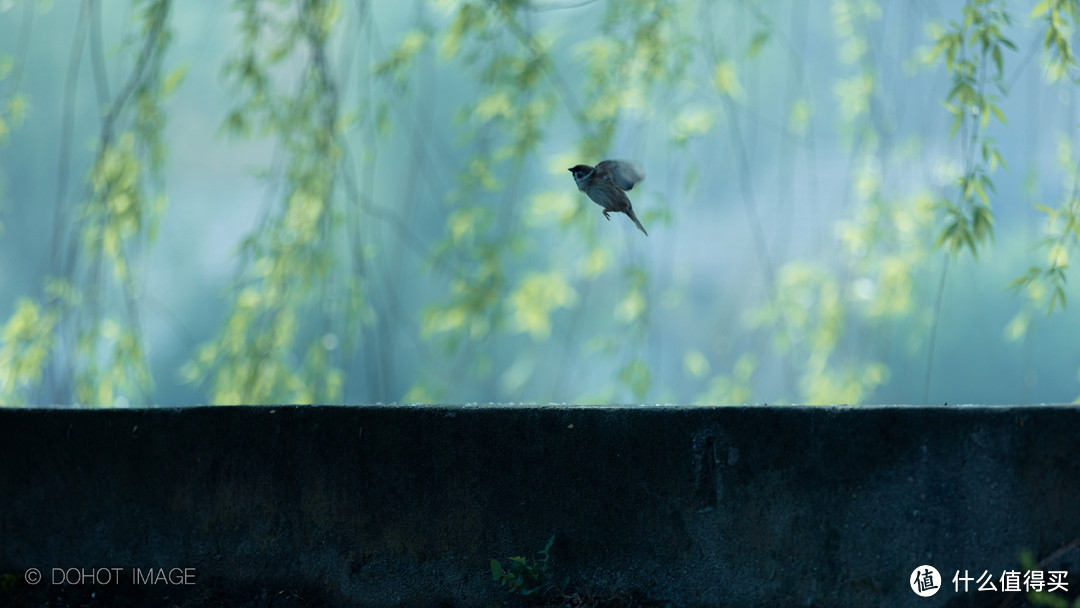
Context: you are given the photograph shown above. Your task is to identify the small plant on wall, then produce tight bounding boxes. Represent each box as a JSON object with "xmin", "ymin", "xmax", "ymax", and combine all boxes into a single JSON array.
[{"xmin": 490, "ymin": 535, "xmax": 556, "ymax": 596}]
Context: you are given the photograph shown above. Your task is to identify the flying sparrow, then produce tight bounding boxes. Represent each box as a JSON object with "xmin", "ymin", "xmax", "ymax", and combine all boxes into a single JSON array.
[{"xmin": 568, "ymin": 160, "xmax": 648, "ymax": 236}]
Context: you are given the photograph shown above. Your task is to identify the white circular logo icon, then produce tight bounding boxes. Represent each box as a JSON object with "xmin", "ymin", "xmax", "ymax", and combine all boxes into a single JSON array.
[{"xmin": 910, "ymin": 565, "xmax": 941, "ymax": 597}]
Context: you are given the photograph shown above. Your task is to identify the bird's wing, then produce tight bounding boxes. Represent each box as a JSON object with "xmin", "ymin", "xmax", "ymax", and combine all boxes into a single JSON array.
[{"xmin": 595, "ymin": 160, "xmax": 645, "ymax": 191}]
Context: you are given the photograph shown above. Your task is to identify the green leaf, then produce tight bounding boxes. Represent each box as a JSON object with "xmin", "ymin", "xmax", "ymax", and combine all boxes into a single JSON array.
[
  {"xmin": 991, "ymin": 148, "xmax": 1007, "ymax": 170},
  {"xmin": 949, "ymin": 113, "xmax": 963, "ymax": 137},
  {"xmin": 973, "ymin": 178, "xmax": 989, "ymax": 205},
  {"xmin": 161, "ymin": 65, "xmax": 188, "ymax": 96},
  {"xmin": 1051, "ymin": 285, "xmax": 1067, "ymax": 313},
  {"xmin": 1031, "ymin": 0, "xmax": 1051, "ymax": 19},
  {"xmin": 748, "ymin": 30, "xmax": 771, "ymax": 58},
  {"xmin": 972, "ymin": 205, "xmax": 994, "ymax": 241},
  {"xmin": 683, "ymin": 349, "xmax": 710, "ymax": 378},
  {"xmin": 619, "ymin": 360, "xmax": 651, "ymax": 398},
  {"xmin": 712, "ymin": 61, "xmax": 744, "ymax": 99},
  {"xmin": 946, "ymin": 81, "xmax": 975, "ymax": 103},
  {"xmin": 935, "ymin": 220, "xmax": 959, "ymax": 250},
  {"xmin": 1005, "ymin": 269, "xmax": 1037, "ymax": 294}
]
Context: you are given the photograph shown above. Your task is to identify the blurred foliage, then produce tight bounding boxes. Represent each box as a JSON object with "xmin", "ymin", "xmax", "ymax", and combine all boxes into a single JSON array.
[
  {"xmin": 928, "ymin": 0, "xmax": 1012, "ymax": 258},
  {"xmin": 1018, "ymin": 547, "xmax": 1080, "ymax": 607},
  {"xmin": 1032, "ymin": 0, "xmax": 1080, "ymax": 81},
  {"xmin": 182, "ymin": 0, "xmax": 354, "ymax": 404},
  {"xmin": 1, "ymin": 0, "xmax": 174, "ymax": 406},
  {"xmin": 410, "ymin": 0, "xmax": 688, "ymax": 402},
  {"xmin": 5, "ymin": 0, "xmax": 1080, "ymax": 406},
  {"xmin": 714, "ymin": 0, "xmax": 934, "ymax": 405},
  {"xmin": 1008, "ymin": 2, "xmax": 1080, "ymax": 323}
]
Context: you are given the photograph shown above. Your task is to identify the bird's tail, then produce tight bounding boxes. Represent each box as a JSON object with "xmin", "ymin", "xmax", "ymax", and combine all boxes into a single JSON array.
[{"xmin": 626, "ymin": 208, "xmax": 648, "ymax": 236}]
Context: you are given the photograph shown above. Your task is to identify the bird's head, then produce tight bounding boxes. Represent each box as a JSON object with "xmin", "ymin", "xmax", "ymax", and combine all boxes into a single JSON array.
[{"xmin": 568, "ymin": 164, "xmax": 594, "ymax": 189}]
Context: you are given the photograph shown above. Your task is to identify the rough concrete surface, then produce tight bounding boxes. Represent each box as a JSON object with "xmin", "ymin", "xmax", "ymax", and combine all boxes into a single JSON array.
[{"xmin": 0, "ymin": 405, "xmax": 1078, "ymax": 607}]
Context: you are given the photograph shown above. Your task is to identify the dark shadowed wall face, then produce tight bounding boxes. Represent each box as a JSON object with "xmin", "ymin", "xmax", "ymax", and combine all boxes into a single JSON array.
[
  {"xmin": 1, "ymin": 0, "xmax": 1079, "ymax": 407},
  {"xmin": 3, "ymin": 405, "xmax": 1079, "ymax": 606}
]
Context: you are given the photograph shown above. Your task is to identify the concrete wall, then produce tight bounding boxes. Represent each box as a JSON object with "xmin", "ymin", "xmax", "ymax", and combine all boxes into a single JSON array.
[{"xmin": 1, "ymin": 405, "xmax": 1078, "ymax": 607}]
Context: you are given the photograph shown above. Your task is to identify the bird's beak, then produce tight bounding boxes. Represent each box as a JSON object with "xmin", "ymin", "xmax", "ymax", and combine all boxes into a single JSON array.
[{"xmin": 567, "ymin": 168, "xmax": 573, "ymax": 172}]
